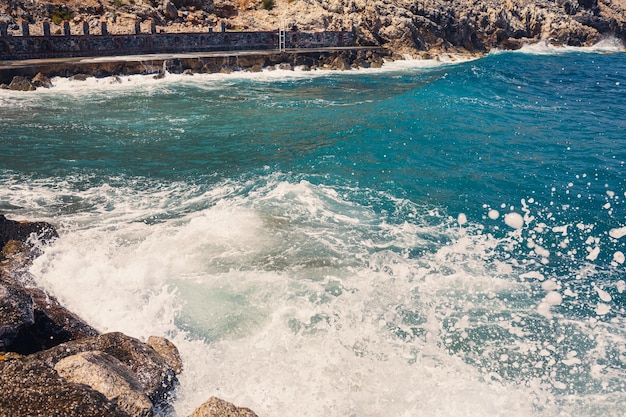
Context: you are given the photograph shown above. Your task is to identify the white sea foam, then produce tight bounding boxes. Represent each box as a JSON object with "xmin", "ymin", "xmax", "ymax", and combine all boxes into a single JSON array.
[
  {"xmin": 492, "ymin": 38, "xmax": 625, "ymax": 56},
  {"xmin": 1, "ymin": 175, "xmax": 621, "ymax": 417}
]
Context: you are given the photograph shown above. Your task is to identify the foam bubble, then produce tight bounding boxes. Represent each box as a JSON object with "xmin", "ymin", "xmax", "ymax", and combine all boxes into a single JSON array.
[
  {"xmin": 609, "ymin": 226, "xmax": 626, "ymax": 239},
  {"xmin": 504, "ymin": 212, "xmax": 524, "ymax": 229}
]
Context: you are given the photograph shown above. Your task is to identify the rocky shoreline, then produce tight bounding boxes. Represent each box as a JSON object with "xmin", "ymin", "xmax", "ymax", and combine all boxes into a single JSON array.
[
  {"xmin": 0, "ymin": 47, "xmax": 393, "ymax": 89},
  {"xmin": 2, "ymin": 0, "xmax": 625, "ymax": 53},
  {"xmin": 0, "ymin": 214, "xmax": 257, "ymax": 417}
]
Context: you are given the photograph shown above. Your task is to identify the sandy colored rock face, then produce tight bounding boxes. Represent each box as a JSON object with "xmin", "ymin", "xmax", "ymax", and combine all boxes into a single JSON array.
[
  {"xmin": 147, "ymin": 335, "xmax": 184, "ymax": 374},
  {"xmin": 54, "ymin": 351, "xmax": 154, "ymax": 417},
  {"xmin": 188, "ymin": 396, "xmax": 259, "ymax": 417},
  {"xmin": 0, "ymin": 355, "xmax": 130, "ymax": 417},
  {"xmin": 1, "ymin": 0, "xmax": 624, "ymax": 54}
]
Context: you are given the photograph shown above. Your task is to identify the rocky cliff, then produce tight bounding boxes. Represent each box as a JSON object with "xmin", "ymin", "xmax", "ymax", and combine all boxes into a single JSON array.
[{"xmin": 1, "ymin": 0, "xmax": 625, "ymax": 55}]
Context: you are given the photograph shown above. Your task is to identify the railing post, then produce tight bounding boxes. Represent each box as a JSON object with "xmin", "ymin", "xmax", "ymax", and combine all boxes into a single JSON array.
[
  {"xmin": 42, "ymin": 20, "xmax": 51, "ymax": 36},
  {"xmin": 0, "ymin": 21, "xmax": 7, "ymax": 37},
  {"xmin": 21, "ymin": 20, "xmax": 30, "ymax": 37},
  {"xmin": 63, "ymin": 20, "xmax": 71, "ymax": 36},
  {"xmin": 100, "ymin": 19, "xmax": 108, "ymax": 35},
  {"xmin": 83, "ymin": 21, "xmax": 90, "ymax": 36},
  {"xmin": 150, "ymin": 19, "xmax": 157, "ymax": 34},
  {"xmin": 134, "ymin": 20, "xmax": 141, "ymax": 35},
  {"xmin": 278, "ymin": 23, "xmax": 285, "ymax": 52}
]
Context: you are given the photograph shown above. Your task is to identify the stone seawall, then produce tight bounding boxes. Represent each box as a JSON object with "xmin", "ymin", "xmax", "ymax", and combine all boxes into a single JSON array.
[
  {"xmin": 0, "ymin": 47, "xmax": 389, "ymax": 86},
  {"xmin": 0, "ymin": 22, "xmax": 354, "ymax": 61}
]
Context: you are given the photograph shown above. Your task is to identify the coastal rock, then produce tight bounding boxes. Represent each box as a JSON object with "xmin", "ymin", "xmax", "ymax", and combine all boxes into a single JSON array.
[
  {"xmin": 0, "ymin": 214, "xmax": 58, "ymax": 250},
  {"xmin": 0, "ymin": 281, "xmax": 34, "ymax": 350},
  {"xmin": 7, "ymin": 76, "xmax": 35, "ymax": 91},
  {"xmin": 34, "ymin": 332, "xmax": 179, "ymax": 405},
  {"xmin": 147, "ymin": 335, "xmax": 183, "ymax": 374},
  {"xmin": 0, "ymin": 354, "xmax": 131, "ymax": 417},
  {"xmin": 54, "ymin": 351, "xmax": 154, "ymax": 417},
  {"xmin": 1, "ymin": 219, "xmax": 98, "ymax": 355},
  {"xmin": 2, "ymin": 0, "xmax": 626, "ymax": 56},
  {"xmin": 163, "ymin": 0, "xmax": 179, "ymax": 21},
  {"xmin": 31, "ymin": 72, "xmax": 52, "ymax": 88},
  {"xmin": 69, "ymin": 73, "xmax": 91, "ymax": 81},
  {"xmin": 188, "ymin": 397, "xmax": 259, "ymax": 417},
  {"xmin": 0, "ymin": 216, "xmax": 97, "ymax": 354}
]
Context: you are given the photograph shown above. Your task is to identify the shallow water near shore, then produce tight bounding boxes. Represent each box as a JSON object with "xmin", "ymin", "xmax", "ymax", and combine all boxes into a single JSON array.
[{"xmin": 1, "ymin": 46, "xmax": 626, "ymax": 416}]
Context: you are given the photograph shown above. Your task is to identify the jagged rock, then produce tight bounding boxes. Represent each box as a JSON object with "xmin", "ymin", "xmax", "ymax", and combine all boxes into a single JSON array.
[
  {"xmin": 33, "ymin": 332, "xmax": 178, "ymax": 405},
  {"xmin": 7, "ymin": 76, "xmax": 35, "ymax": 91},
  {"xmin": 0, "ymin": 355, "xmax": 130, "ymax": 417},
  {"xmin": 0, "ymin": 217, "xmax": 95, "ymax": 354},
  {"xmin": 164, "ymin": 58, "xmax": 183, "ymax": 73},
  {"xmin": 330, "ymin": 55, "xmax": 350, "ymax": 70},
  {"xmin": 188, "ymin": 397, "xmax": 258, "ymax": 417},
  {"xmin": 0, "ymin": 214, "xmax": 58, "ymax": 250},
  {"xmin": 163, "ymin": 0, "xmax": 178, "ymax": 21},
  {"xmin": 0, "ymin": 281, "xmax": 34, "ymax": 350},
  {"xmin": 69, "ymin": 73, "xmax": 90, "ymax": 81},
  {"xmin": 31, "ymin": 72, "xmax": 52, "ymax": 88},
  {"xmin": 147, "ymin": 335, "xmax": 183, "ymax": 374},
  {"xmin": 54, "ymin": 351, "xmax": 154, "ymax": 417},
  {"xmin": 1, "ymin": 235, "xmax": 98, "ymax": 355}
]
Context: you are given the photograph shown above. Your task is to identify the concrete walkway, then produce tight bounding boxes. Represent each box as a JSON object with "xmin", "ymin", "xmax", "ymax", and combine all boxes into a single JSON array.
[{"xmin": 0, "ymin": 46, "xmax": 383, "ymax": 70}]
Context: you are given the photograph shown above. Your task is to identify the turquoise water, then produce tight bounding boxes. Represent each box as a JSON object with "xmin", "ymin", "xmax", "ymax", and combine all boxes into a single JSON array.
[{"xmin": 1, "ymin": 45, "xmax": 625, "ymax": 416}]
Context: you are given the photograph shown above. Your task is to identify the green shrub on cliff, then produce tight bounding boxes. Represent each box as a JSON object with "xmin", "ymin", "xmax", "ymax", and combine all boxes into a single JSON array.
[
  {"xmin": 262, "ymin": 0, "xmax": 274, "ymax": 11},
  {"xmin": 50, "ymin": 7, "xmax": 72, "ymax": 25}
]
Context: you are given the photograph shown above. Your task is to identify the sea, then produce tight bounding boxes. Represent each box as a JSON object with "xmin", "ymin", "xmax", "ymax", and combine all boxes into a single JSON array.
[{"xmin": 1, "ymin": 40, "xmax": 625, "ymax": 417}]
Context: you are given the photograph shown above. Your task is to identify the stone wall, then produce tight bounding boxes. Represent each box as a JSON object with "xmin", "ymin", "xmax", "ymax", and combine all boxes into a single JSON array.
[{"xmin": 0, "ymin": 21, "xmax": 354, "ymax": 61}]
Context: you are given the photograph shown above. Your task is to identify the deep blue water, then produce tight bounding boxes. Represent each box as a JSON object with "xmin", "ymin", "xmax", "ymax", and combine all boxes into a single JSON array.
[{"xmin": 1, "ymin": 48, "xmax": 625, "ymax": 416}]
